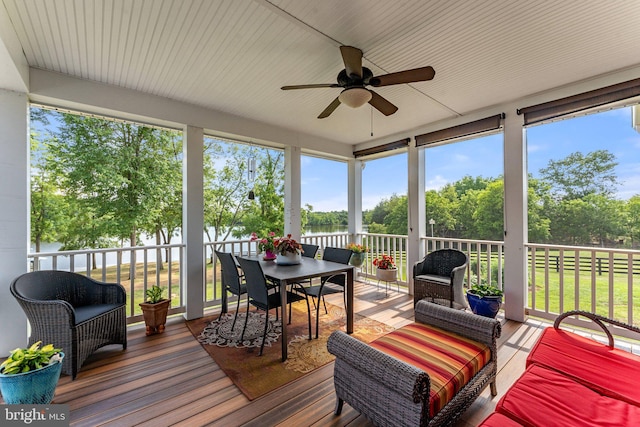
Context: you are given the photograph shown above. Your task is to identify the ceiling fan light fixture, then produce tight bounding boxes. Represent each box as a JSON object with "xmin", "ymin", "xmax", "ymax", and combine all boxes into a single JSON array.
[{"xmin": 339, "ymin": 88, "xmax": 372, "ymax": 108}]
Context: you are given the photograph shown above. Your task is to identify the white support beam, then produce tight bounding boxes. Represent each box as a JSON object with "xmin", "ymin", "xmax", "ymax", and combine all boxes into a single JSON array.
[
  {"xmin": 407, "ymin": 140, "xmax": 425, "ymax": 295},
  {"xmin": 0, "ymin": 5, "xmax": 28, "ymax": 92},
  {"xmin": 503, "ymin": 108, "xmax": 528, "ymax": 322},
  {"xmin": 0, "ymin": 89, "xmax": 29, "ymax": 354},
  {"xmin": 348, "ymin": 158, "xmax": 363, "ymax": 243},
  {"xmin": 284, "ymin": 146, "xmax": 302, "ymax": 240},
  {"xmin": 182, "ymin": 125, "xmax": 204, "ymax": 320}
]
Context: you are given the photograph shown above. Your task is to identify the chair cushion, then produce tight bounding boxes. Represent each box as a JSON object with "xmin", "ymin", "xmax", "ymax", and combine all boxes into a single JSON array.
[
  {"xmin": 478, "ymin": 412, "xmax": 523, "ymax": 427},
  {"xmin": 414, "ymin": 274, "xmax": 450, "ymax": 285},
  {"xmin": 74, "ymin": 304, "xmax": 123, "ymax": 324},
  {"xmin": 496, "ymin": 364, "xmax": 640, "ymax": 426},
  {"xmin": 369, "ymin": 322, "xmax": 491, "ymax": 417},
  {"xmin": 527, "ymin": 327, "xmax": 640, "ymax": 406}
]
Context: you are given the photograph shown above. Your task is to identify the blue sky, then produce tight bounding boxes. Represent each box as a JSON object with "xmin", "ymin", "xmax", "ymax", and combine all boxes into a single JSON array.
[{"xmin": 302, "ymin": 106, "xmax": 640, "ymax": 211}]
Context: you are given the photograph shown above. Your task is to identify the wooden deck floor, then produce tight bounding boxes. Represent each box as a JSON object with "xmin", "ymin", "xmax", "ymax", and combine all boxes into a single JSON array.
[{"xmin": 49, "ymin": 281, "xmax": 549, "ymax": 427}]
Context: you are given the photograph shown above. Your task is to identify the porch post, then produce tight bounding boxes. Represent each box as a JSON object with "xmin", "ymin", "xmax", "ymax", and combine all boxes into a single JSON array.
[
  {"xmin": 0, "ymin": 89, "xmax": 29, "ymax": 353},
  {"xmin": 182, "ymin": 125, "xmax": 204, "ymax": 320},
  {"xmin": 284, "ymin": 146, "xmax": 301, "ymax": 240},
  {"xmin": 347, "ymin": 158, "xmax": 363, "ymax": 243},
  {"xmin": 407, "ymin": 139, "xmax": 425, "ymax": 295},
  {"xmin": 503, "ymin": 109, "xmax": 528, "ymax": 322}
]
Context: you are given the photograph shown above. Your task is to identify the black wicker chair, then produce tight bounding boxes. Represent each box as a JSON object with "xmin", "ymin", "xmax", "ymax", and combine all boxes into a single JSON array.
[
  {"xmin": 10, "ymin": 270, "xmax": 127, "ymax": 379},
  {"xmin": 413, "ymin": 249, "xmax": 468, "ymax": 308},
  {"xmin": 215, "ymin": 250, "xmax": 249, "ymax": 331}
]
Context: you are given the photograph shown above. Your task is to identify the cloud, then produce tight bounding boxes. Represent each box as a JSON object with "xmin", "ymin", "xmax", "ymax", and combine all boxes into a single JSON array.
[{"xmin": 426, "ymin": 175, "xmax": 449, "ymax": 191}]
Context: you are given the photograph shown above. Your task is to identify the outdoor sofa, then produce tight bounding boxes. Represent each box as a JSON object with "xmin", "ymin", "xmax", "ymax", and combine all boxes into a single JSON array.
[
  {"xmin": 327, "ymin": 300, "xmax": 501, "ymax": 426},
  {"xmin": 479, "ymin": 311, "xmax": 640, "ymax": 426}
]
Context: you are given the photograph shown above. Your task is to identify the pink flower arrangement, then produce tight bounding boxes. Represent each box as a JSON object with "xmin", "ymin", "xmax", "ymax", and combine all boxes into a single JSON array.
[{"xmin": 250, "ymin": 231, "xmax": 276, "ymax": 253}]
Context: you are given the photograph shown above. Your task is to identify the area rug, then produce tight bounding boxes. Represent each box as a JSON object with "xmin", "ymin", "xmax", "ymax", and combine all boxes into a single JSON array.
[{"xmin": 186, "ymin": 301, "xmax": 394, "ymax": 400}]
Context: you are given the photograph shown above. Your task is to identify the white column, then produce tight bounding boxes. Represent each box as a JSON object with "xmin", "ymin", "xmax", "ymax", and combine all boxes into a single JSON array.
[
  {"xmin": 348, "ymin": 158, "xmax": 363, "ymax": 243},
  {"xmin": 0, "ymin": 89, "xmax": 29, "ymax": 353},
  {"xmin": 284, "ymin": 146, "xmax": 301, "ymax": 240},
  {"xmin": 407, "ymin": 140, "xmax": 425, "ymax": 294},
  {"xmin": 503, "ymin": 109, "xmax": 528, "ymax": 322},
  {"xmin": 182, "ymin": 125, "xmax": 204, "ymax": 320}
]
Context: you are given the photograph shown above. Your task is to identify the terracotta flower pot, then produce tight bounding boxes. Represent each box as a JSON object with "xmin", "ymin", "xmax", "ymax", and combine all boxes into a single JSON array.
[{"xmin": 139, "ymin": 299, "xmax": 171, "ymax": 335}]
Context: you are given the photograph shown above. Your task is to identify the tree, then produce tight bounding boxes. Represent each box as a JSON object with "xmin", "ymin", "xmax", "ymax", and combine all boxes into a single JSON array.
[
  {"xmin": 540, "ymin": 150, "xmax": 618, "ymax": 200},
  {"xmin": 49, "ymin": 113, "xmax": 182, "ymax": 271},
  {"xmin": 234, "ymin": 149, "xmax": 285, "ymax": 237},
  {"xmin": 203, "ymin": 140, "xmax": 252, "ymax": 244},
  {"xmin": 474, "ymin": 180, "xmax": 505, "ymax": 240}
]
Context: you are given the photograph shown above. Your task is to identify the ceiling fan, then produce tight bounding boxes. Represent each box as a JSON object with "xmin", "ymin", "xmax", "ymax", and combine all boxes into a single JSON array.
[{"xmin": 281, "ymin": 46, "xmax": 435, "ymax": 119}]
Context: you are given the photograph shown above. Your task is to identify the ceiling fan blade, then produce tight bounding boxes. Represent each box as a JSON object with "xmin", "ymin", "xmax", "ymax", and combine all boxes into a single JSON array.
[
  {"xmin": 281, "ymin": 83, "xmax": 340, "ymax": 90},
  {"xmin": 340, "ymin": 46, "xmax": 363, "ymax": 79},
  {"xmin": 368, "ymin": 91, "xmax": 398, "ymax": 116},
  {"xmin": 369, "ymin": 66, "xmax": 435, "ymax": 87},
  {"xmin": 318, "ymin": 97, "xmax": 341, "ymax": 119}
]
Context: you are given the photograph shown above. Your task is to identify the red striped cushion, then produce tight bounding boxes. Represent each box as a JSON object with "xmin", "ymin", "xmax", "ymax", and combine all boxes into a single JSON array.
[{"xmin": 370, "ymin": 322, "xmax": 491, "ymax": 417}]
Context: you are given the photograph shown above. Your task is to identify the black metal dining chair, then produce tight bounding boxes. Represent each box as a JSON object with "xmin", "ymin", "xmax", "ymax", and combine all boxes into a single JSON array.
[
  {"xmin": 298, "ymin": 247, "xmax": 352, "ymax": 338},
  {"xmin": 300, "ymin": 243, "xmax": 319, "ymax": 259},
  {"xmin": 215, "ymin": 250, "xmax": 248, "ymax": 332},
  {"xmin": 236, "ymin": 257, "xmax": 312, "ymax": 355}
]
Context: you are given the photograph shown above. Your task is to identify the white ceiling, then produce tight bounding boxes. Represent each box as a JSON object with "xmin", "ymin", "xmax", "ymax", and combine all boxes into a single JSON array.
[{"xmin": 3, "ymin": 0, "xmax": 640, "ymax": 146}]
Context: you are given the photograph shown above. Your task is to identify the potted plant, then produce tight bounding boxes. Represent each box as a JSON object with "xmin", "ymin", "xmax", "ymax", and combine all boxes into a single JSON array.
[
  {"xmin": 251, "ymin": 231, "xmax": 277, "ymax": 260},
  {"xmin": 273, "ymin": 234, "xmax": 303, "ymax": 265},
  {"xmin": 466, "ymin": 283, "xmax": 504, "ymax": 318},
  {"xmin": 139, "ymin": 285, "xmax": 171, "ymax": 336},
  {"xmin": 0, "ymin": 341, "xmax": 64, "ymax": 404},
  {"xmin": 346, "ymin": 243, "xmax": 369, "ymax": 267},
  {"xmin": 373, "ymin": 254, "xmax": 397, "ymax": 282}
]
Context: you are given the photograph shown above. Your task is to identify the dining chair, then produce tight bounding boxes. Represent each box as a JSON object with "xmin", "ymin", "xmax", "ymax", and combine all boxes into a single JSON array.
[
  {"xmin": 215, "ymin": 250, "xmax": 249, "ymax": 332},
  {"xmin": 236, "ymin": 257, "xmax": 312, "ymax": 355},
  {"xmin": 300, "ymin": 243, "xmax": 319, "ymax": 259},
  {"xmin": 300, "ymin": 246, "xmax": 353, "ymax": 338}
]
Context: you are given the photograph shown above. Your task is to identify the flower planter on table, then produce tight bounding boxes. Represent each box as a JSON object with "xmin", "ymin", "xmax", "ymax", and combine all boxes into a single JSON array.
[{"xmin": 276, "ymin": 251, "xmax": 302, "ymax": 265}]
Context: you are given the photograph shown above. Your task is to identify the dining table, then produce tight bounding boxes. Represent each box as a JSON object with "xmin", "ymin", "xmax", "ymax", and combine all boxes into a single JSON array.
[{"xmin": 227, "ymin": 255, "xmax": 355, "ymax": 361}]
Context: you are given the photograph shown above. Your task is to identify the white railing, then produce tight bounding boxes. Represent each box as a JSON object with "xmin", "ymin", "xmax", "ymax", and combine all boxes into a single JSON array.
[
  {"xmin": 28, "ymin": 237, "xmax": 640, "ymax": 336},
  {"xmin": 526, "ymin": 243, "xmax": 640, "ymax": 334},
  {"xmin": 28, "ymin": 244, "xmax": 185, "ymax": 322}
]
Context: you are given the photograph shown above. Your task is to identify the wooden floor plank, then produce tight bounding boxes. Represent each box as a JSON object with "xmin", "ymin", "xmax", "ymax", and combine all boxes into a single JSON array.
[{"xmin": 49, "ymin": 281, "xmax": 579, "ymax": 426}]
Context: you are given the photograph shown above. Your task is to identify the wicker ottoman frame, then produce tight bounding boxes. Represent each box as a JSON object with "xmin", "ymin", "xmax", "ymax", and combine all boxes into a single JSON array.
[{"xmin": 327, "ymin": 301, "xmax": 501, "ymax": 427}]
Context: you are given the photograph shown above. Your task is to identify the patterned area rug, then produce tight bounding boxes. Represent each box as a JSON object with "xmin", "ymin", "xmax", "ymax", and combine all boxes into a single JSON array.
[{"xmin": 186, "ymin": 301, "xmax": 394, "ymax": 400}]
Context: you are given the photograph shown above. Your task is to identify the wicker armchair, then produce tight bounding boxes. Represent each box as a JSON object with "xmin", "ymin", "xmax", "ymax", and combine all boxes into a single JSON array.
[
  {"xmin": 10, "ymin": 270, "xmax": 127, "ymax": 380},
  {"xmin": 328, "ymin": 300, "xmax": 501, "ymax": 427},
  {"xmin": 413, "ymin": 249, "xmax": 468, "ymax": 308}
]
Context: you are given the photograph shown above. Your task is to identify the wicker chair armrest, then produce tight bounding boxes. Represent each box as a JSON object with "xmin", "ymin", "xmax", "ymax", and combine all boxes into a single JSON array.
[
  {"xmin": 450, "ymin": 263, "xmax": 466, "ymax": 279},
  {"xmin": 415, "ymin": 300, "xmax": 501, "ymax": 349},
  {"xmin": 15, "ymin": 297, "xmax": 76, "ymax": 326},
  {"xmin": 327, "ymin": 331, "xmax": 430, "ymax": 404},
  {"xmin": 413, "ymin": 259, "xmax": 426, "ymax": 277},
  {"xmin": 554, "ymin": 310, "xmax": 640, "ymax": 348}
]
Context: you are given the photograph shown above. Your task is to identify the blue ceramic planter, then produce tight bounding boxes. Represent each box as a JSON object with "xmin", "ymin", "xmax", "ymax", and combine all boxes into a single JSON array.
[
  {"xmin": 466, "ymin": 293, "xmax": 502, "ymax": 318},
  {"xmin": 0, "ymin": 352, "xmax": 64, "ymax": 404}
]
